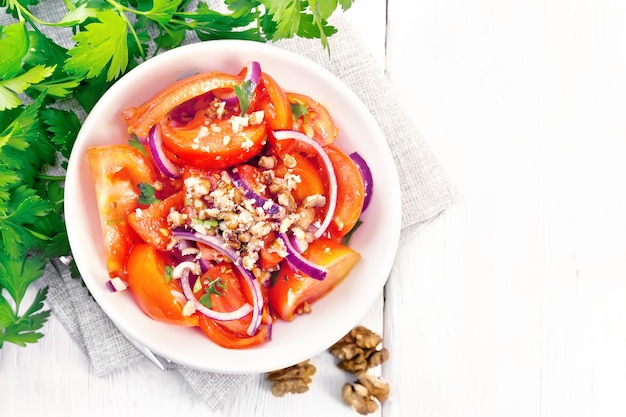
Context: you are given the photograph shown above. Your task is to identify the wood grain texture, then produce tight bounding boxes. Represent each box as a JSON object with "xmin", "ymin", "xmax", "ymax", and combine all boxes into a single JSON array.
[{"xmin": 384, "ymin": 1, "xmax": 626, "ymax": 416}]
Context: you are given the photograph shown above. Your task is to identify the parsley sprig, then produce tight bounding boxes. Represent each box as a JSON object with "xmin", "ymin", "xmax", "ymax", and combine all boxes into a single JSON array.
[
  {"xmin": 198, "ymin": 277, "xmax": 228, "ymax": 309},
  {"xmin": 0, "ymin": 0, "xmax": 352, "ymax": 349}
]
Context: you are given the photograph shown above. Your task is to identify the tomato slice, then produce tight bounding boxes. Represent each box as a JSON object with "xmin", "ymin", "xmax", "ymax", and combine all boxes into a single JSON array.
[
  {"xmin": 87, "ymin": 144, "xmax": 157, "ymax": 279},
  {"xmin": 194, "ymin": 263, "xmax": 271, "ymax": 348},
  {"xmin": 121, "ymin": 71, "xmax": 242, "ymax": 138},
  {"xmin": 127, "ymin": 191, "xmax": 184, "ymax": 251},
  {"xmin": 287, "ymin": 92, "xmax": 338, "ymax": 144},
  {"xmin": 323, "ymin": 144, "xmax": 366, "ymax": 237},
  {"xmin": 193, "ymin": 263, "xmax": 252, "ymax": 335},
  {"xmin": 268, "ymin": 238, "xmax": 361, "ymax": 321},
  {"xmin": 274, "ymin": 152, "xmax": 325, "ymax": 203},
  {"xmin": 198, "ymin": 316, "xmax": 270, "ymax": 349},
  {"xmin": 127, "ymin": 243, "xmax": 198, "ymax": 327},
  {"xmin": 159, "ymin": 116, "xmax": 267, "ymax": 170},
  {"xmin": 253, "ymin": 72, "xmax": 292, "ymax": 130}
]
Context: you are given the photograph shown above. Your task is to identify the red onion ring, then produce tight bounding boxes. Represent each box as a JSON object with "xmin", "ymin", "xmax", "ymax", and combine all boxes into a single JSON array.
[
  {"xmin": 228, "ymin": 168, "xmax": 282, "ymax": 218},
  {"xmin": 174, "ymin": 261, "xmax": 254, "ymax": 321},
  {"xmin": 288, "ymin": 232, "xmax": 308, "ymax": 253},
  {"xmin": 349, "ymin": 151, "xmax": 373, "ymax": 211},
  {"xmin": 172, "ymin": 229, "xmax": 264, "ymax": 336},
  {"xmin": 213, "ymin": 61, "xmax": 262, "ymax": 107},
  {"xmin": 148, "ymin": 124, "xmax": 181, "ymax": 179},
  {"xmin": 278, "ymin": 232, "xmax": 327, "ymax": 280},
  {"xmin": 272, "ymin": 130, "xmax": 338, "ymax": 239}
]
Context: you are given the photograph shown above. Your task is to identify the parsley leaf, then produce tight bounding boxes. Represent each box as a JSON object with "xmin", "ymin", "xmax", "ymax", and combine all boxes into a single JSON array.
[
  {"xmin": 128, "ymin": 134, "xmax": 148, "ymax": 156},
  {"xmin": 0, "ymin": 185, "xmax": 55, "ymax": 259},
  {"xmin": 137, "ymin": 182, "xmax": 160, "ymax": 205},
  {"xmin": 343, "ymin": 219, "xmax": 363, "ymax": 246},
  {"xmin": 64, "ymin": 10, "xmax": 129, "ymax": 81},
  {"xmin": 291, "ymin": 102, "xmax": 309, "ymax": 119},
  {"xmin": 0, "ymin": 64, "xmax": 55, "ymax": 112},
  {"xmin": 0, "ymin": 256, "xmax": 51, "ymax": 348},
  {"xmin": 0, "ymin": 22, "xmax": 29, "ymax": 78},
  {"xmin": 55, "ymin": 4, "xmax": 98, "ymax": 27},
  {"xmin": 198, "ymin": 277, "xmax": 227, "ymax": 308},
  {"xmin": 234, "ymin": 79, "xmax": 256, "ymax": 115},
  {"xmin": 260, "ymin": 0, "xmax": 302, "ymax": 40},
  {"xmin": 40, "ymin": 108, "xmax": 81, "ymax": 159}
]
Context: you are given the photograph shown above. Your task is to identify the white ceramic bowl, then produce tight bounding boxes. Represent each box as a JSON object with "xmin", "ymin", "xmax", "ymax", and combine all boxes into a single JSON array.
[{"xmin": 65, "ymin": 40, "xmax": 401, "ymax": 374}]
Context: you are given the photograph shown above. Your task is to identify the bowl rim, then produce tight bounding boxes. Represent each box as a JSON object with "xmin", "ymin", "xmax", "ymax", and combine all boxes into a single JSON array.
[{"xmin": 65, "ymin": 39, "xmax": 402, "ymax": 373}]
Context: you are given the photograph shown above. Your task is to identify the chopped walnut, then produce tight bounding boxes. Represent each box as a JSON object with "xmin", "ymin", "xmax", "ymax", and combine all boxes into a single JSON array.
[
  {"xmin": 329, "ymin": 326, "xmax": 390, "ymax": 374},
  {"xmin": 267, "ymin": 360, "xmax": 317, "ymax": 397},
  {"xmin": 342, "ymin": 373, "xmax": 391, "ymax": 415}
]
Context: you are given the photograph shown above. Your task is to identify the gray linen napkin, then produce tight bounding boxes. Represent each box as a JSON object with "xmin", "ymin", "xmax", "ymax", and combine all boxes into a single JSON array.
[{"xmin": 3, "ymin": 2, "xmax": 458, "ymax": 412}]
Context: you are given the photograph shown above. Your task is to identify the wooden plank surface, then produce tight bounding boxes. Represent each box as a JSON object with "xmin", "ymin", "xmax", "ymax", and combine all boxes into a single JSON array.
[{"xmin": 384, "ymin": 1, "xmax": 626, "ymax": 416}]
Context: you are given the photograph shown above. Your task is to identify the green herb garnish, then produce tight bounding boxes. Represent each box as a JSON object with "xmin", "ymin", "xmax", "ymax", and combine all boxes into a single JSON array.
[
  {"xmin": 164, "ymin": 265, "xmax": 173, "ymax": 283},
  {"xmin": 343, "ymin": 219, "xmax": 363, "ymax": 246},
  {"xmin": 234, "ymin": 79, "xmax": 256, "ymax": 116},
  {"xmin": 128, "ymin": 134, "xmax": 147, "ymax": 156},
  {"xmin": 198, "ymin": 277, "xmax": 227, "ymax": 308},
  {"xmin": 191, "ymin": 218, "xmax": 219, "ymax": 230},
  {"xmin": 137, "ymin": 182, "xmax": 159, "ymax": 205},
  {"xmin": 290, "ymin": 102, "xmax": 309, "ymax": 120}
]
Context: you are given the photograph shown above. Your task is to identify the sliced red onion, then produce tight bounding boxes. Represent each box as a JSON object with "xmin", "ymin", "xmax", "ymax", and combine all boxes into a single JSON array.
[
  {"xmin": 288, "ymin": 232, "xmax": 307, "ymax": 253},
  {"xmin": 174, "ymin": 261, "xmax": 254, "ymax": 322},
  {"xmin": 229, "ymin": 168, "xmax": 282, "ymax": 218},
  {"xmin": 278, "ymin": 232, "xmax": 327, "ymax": 280},
  {"xmin": 106, "ymin": 277, "xmax": 128, "ymax": 292},
  {"xmin": 272, "ymin": 130, "xmax": 338, "ymax": 238},
  {"xmin": 172, "ymin": 229, "xmax": 264, "ymax": 335},
  {"xmin": 172, "ymin": 260, "xmax": 200, "ymax": 279},
  {"xmin": 198, "ymin": 257, "xmax": 214, "ymax": 273},
  {"xmin": 213, "ymin": 61, "xmax": 262, "ymax": 108},
  {"xmin": 148, "ymin": 124, "xmax": 181, "ymax": 179},
  {"xmin": 170, "ymin": 289, "xmax": 187, "ymax": 307},
  {"xmin": 349, "ymin": 151, "xmax": 373, "ymax": 212}
]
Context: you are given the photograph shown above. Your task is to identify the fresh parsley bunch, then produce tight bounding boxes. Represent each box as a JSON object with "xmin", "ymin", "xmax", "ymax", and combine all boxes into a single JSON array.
[{"xmin": 0, "ymin": 0, "xmax": 353, "ymax": 349}]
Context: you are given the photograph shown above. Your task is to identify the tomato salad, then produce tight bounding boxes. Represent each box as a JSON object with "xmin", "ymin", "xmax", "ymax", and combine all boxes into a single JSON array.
[{"xmin": 87, "ymin": 61, "xmax": 374, "ymax": 349}]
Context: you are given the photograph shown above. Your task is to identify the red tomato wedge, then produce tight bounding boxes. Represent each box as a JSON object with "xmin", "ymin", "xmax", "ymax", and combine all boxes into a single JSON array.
[
  {"xmin": 127, "ymin": 191, "xmax": 184, "ymax": 251},
  {"xmin": 253, "ymin": 72, "xmax": 292, "ymax": 130},
  {"xmin": 323, "ymin": 144, "xmax": 366, "ymax": 237},
  {"xmin": 159, "ymin": 117, "xmax": 267, "ymax": 170},
  {"xmin": 287, "ymin": 92, "xmax": 338, "ymax": 144},
  {"xmin": 87, "ymin": 144, "xmax": 157, "ymax": 279},
  {"xmin": 127, "ymin": 243, "xmax": 198, "ymax": 327},
  {"xmin": 274, "ymin": 152, "xmax": 325, "ymax": 203},
  {"xmin": 121, "ymin": 71, "xmax": 242, "ymax": 138},
  {"xmin": 193, "ymin": 263, "xmax": 253, "ymax": 336},
  {"xmin": 198, "ymin": 315, "xmax": 270, "ymax": 349},
  {"xmin": 268, "ymin": 238, "xmax": 361, "ymax": 321}
]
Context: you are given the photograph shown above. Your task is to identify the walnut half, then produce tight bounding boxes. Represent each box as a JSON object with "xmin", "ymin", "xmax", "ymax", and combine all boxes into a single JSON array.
[
  {"xmin": 267, "ymin": 360, "xmax": 317, "ymax": 397},
  {"xmin": 329, "ymin": 325, "xmax": 390, "ymax": 374},
  {"xmin": 342, "ymin": 373, "xmax": 391, "ymax": 415}
]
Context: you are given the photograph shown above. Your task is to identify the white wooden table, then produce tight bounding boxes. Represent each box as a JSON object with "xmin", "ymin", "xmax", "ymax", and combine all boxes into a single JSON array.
[{"xmin": 3, "ymin": 1, "xmax": 626, "ymax": 416}]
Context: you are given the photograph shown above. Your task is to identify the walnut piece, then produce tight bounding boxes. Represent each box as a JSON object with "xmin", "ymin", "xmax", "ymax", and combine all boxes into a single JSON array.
[
  {"xmin": 329, "ymin": 326, "xmax": 390, "ymax": 374},
  {"xmin": 357, "ymin": 373, "xmax": 390, "ymax": 403},
  {"xmin": 342, "ymin": 373, "xmax": 391, "ymax": 415},
  {"xmin": 267, "ymin": 360, "xmax": 317, "ymax": 397}
]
